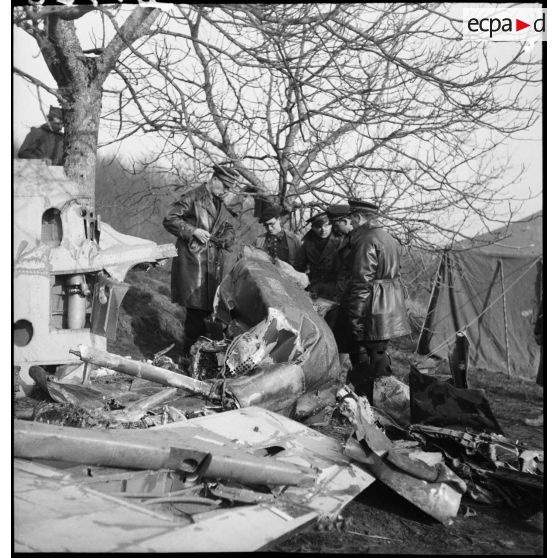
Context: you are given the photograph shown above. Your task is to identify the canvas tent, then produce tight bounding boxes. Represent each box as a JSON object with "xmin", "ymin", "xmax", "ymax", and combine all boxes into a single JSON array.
[{"xmin": 417, "ymin": 212, "xmax": 542, "ymax": 379}]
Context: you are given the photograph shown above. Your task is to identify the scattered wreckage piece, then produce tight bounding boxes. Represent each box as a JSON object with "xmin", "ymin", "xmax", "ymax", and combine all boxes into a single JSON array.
[
  {"xmin": 29, "ymin": 365, "xmax": 112, "ymax": 411},
  {"xmin": 71, "ymin": 344, "xmax": 215, "ymax": 398},
  {"xmin": 59, "ymin": 250, "xmax": 343, "ymax": 423},
  {"xmin": 14, "ymin": 407, "xmax": 374, "ymax": 552},
  {"xmin": 409, "ymin": 365, "xmax": 503, "ymax": 433},
  {"xmin": 27, "ymin": 362, "xmax": 191, "ymax": 427},
  {"xmin": 344, "ymin": 437, "xmax": 465, "ymax": 525},
  {"xmin": 338, "ymin": 386, "xmax": 465, "ymax": 524},
  {"xmin": 408, "ymin": 424, "xmax": 544, "ymax": 516},
  {"xmin": 372, "ymin": 375, "xmax": 411, "ymax": 426},
  {"xmin": 107, "ymin": 388, "xmax": 180, "ymax": 424},
  {"xmin": 213, "ymin": 253, "xmax": 342, "ymax": 419}
]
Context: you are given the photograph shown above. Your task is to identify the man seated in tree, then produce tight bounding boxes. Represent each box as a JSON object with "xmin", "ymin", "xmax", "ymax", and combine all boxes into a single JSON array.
[
  {"xmin": 294, "ymin": 212, "xmax": 341, "ymax": 300},
  {"xmin": 254, "ymin": 204, "xmax": 302, "ymax": 267},
  {"xmin": 163, "ymin": 162, "xmax": 240, "ymax": 357},
  {"xmin": 18, "ymin": 106, "xmax": 65, "ymax": 166}
]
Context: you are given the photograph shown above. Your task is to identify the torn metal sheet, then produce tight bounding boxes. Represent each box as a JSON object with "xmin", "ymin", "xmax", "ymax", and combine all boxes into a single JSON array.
[
  {"xmin": 29, "ymin": 365, "xmax": 111, "ymax": 411},
  {"xmin": 338, "ymin": 386, "xmax": 466, "ymax": 523},
  {"xmin": 14, "ymin": 407, "xmax": 374, "ymax": 552},
  {"xmin": 108, "ymin": 388, "xmax": 180, "ymax": 424},
  {"xmin": 214, "ymin": 254, "xmax": 341, "ymax": 417},
  {"xmin": 344, "ymin": 437, "xmax": 465, "ymax": 525},
  {"xmin": 338, "ymin": 386, "xmax": 393, "ymax": 456},
  {"xmin": 409, "ymin": 424, "xmax": 544, "ymax": 515}
]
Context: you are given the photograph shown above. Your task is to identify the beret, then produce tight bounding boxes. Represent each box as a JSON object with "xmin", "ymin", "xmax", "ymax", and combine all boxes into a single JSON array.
[{"xmin": 259, "ymin": 204, "xmax": 282, "ymax": 223}]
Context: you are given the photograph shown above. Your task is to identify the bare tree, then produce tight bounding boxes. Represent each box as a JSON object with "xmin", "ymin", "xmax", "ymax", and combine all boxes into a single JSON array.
[
  {"xmin": 15, "ymin": 4, "xmax": 541, "ymax": 246},
  {"xmin": 105, "ymin": 3, "xmax": 541, "ymax": 247},
  {"xmin": 14, "ymin": 4, "xmax": 161, "ymax": 195}
]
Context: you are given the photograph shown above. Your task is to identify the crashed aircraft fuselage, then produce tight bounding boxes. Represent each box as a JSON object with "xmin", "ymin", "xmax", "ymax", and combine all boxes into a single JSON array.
[{"xmin": 13, "ymin": 160, "xmax": 176, "ymax": 394}]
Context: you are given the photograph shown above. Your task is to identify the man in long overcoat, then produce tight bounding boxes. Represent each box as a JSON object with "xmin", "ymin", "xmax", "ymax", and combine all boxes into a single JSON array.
[
  {"xmin": 326, "ymin": 204, "xmax": 353, "ymax": 300},
  {"xmin": 325, "ymin": 203, "xmax": 356, "ymax": 354},
  {"xmin": 294, "ymin": 212, "xmax": 340, "ymax": 300},
  {"xmin": 343, "ymin": 200, "xmax": 410, "ymax": 399},
  {"xmin": 163, "ymin": 163, "xmax": 240, "ymax": 354},
  {"xmin": 18, "ymin": 106, "xmax": 65, "ymax": 166},
  {"xmin": 254, "ymin": 205, "xmax": 301, "ymax": 267}
]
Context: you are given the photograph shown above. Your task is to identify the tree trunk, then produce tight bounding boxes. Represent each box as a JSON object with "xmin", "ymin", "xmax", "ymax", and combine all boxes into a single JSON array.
[{"xmin": 62, "ymin": 85, "xmax": 102, "ymax": 202}]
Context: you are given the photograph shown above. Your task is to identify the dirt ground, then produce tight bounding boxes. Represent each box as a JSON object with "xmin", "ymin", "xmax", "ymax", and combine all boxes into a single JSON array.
[{"xmin": 18, "ymin": 265, "xmax": 544, "ymax": 554}]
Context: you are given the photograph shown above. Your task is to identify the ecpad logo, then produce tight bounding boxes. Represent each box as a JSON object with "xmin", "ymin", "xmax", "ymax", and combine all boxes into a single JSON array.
[{"xmin": 463, "ymin": 8, "xmax": 546, "ymax": 41}]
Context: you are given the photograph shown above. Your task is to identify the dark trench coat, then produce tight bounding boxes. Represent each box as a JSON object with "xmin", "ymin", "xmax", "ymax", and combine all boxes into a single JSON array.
[
  {"xmin": 343, "ymin": 220, "xmax": 411, "ymax": 342},
  {"xmin": 18, "ymin": 124, "xmax": 64, "ymax": 166},
  {"xmin": 294, "ymin": 230, "xmax": 341, "ymax": 300},
  {"xmin": 163, "ymin": 183, "xmax": 235, "ymax": 311}
]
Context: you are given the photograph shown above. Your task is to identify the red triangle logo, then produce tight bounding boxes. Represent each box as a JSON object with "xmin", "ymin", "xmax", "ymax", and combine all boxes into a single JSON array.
[{"xmin": 516, "ymin": 19, "xmax": 530, "ymax": 31}]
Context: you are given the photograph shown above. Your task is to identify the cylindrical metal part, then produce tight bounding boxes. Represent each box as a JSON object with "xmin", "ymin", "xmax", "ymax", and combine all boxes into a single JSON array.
[
  {"xmin": 225, "ymin": 363, "xmax": 306, "ymax": 414},
  {"xmin": 70, "ymin": 345, "xmax": 214, "ymax": 398},
  {"xmin": 14, "ymin": 420, "xmax": 316, "ymax": 487},
  {"xmin": 14, "ymin": 419, "xmax": 207, "ymax": 473},
  {"xmin": 66, "ymin": 274, "xmax": 86, "ymax": 329}
]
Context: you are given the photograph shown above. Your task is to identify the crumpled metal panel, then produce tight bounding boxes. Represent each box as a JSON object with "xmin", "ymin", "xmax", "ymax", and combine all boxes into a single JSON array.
[
  {"xmin": 14, "ymin": 407, "xmax": 375, "ymax": 552},
  {"xmin": 215, "ymin": 254, "xmax": 341, "ymax": 406}
]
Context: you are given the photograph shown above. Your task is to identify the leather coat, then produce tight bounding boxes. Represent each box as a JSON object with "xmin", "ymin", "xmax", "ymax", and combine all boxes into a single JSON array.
[
  {"xmin": 18, "ymin": 124, "xmax": 64, "ymax": 166},
  {"xmin": 163, "ymin": 183, "xmax": 235, "ymax": 310},
  {"xmin": 294, "ymin": 230, "xmax": 341, "ymax": 300},
  {"xmin": 343, "ymin": 219, "xmax": 410, "ymax": 342}
]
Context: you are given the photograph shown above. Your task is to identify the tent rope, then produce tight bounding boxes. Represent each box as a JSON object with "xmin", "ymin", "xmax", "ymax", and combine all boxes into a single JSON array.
[{"xmin": 422, "ymin": 257, "xmax": 540, "ymax": 360}]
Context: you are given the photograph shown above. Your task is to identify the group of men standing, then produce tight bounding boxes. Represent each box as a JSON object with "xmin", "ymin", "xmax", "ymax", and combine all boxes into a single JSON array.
[
  {"xmin": 163, "ymin": 164, "xmax": 410, "ymax": 401},
  {"xmin": 17, "ymin": 105, "xmax": 411, "ymax": 400}
]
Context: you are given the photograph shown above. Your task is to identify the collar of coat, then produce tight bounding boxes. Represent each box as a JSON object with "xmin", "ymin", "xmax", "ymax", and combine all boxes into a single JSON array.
[
  {"xmin": 357, "ymin": 217, "xmax": 381, "ymax": 230},
  {"xmin": 40, "ymin": 123, "xmax": 63, "ymax": 135}
]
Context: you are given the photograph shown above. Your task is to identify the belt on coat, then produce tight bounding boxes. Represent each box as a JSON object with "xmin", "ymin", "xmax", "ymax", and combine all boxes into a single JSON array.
[{"xmin": 372, "ymin": 277, "xmax": 401, "ymax": 284}]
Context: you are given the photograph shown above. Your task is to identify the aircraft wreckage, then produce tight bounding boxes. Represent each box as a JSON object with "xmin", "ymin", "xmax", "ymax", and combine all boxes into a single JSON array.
[{"xmin": 13, "ymin": 160, "xmax": 544, "ymax": 552}]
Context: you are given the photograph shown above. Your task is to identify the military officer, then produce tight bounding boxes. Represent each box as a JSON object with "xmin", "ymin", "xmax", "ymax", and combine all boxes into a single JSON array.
[
  {"xmin": 294, "ymin": 212, "xmax": 341, "ymax": 300},
  {"xmin": 163, "ymin": 163, "xmax": 240, "ymax": 355},
  {"xmin": 254, "ymin": 204, "xmax": 302, "ymax": 267},
  {"xmin": 343, "ymin": 199, "xmax": 411, "ymax": 399}
]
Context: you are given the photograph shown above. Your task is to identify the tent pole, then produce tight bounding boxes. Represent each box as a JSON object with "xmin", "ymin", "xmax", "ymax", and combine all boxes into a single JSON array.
[
  {"xmin": 416, "ymin": 251, "xmax": 446, "ymax": 355},
  {"xmin": 499, "ymin": 260, "xmax": 511, "ymax": 377}
]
